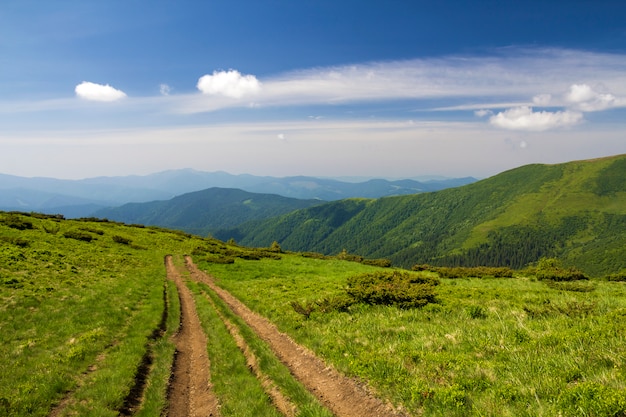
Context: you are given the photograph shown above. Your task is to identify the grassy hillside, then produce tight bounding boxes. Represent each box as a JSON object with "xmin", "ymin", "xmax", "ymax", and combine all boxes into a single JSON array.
[
  {"xmin": 2, "ymin": 211, "xmax": 626, "ymax": 416},
  {"xmin": 224, "ymin": 154, "xmax": 626, "ymax": 275},
  {"xmin": 95, "ymin": 187, "xmax": 323, "ymax": 236}
]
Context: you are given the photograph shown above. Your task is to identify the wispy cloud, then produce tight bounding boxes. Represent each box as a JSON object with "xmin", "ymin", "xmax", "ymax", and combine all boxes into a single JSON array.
[
  {"xmin": 176, "ymin": 48, "xmax": 626, "ymax": 117},
  {"xmin": 3, "ymin": 48, "xmax": 626, "ymax": 135},
  {"xmin": 75, "ymin": 81, "xmax": 126, "ymax": 102}
]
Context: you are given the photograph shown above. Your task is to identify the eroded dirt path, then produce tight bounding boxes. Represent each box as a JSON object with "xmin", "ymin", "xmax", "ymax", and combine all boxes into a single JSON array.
[
  {"xmin": 165, "ymin": 255, "xmax": 220, "ymax": 417},
  {"xmin": 184, "ymin": 256, "xmax": 408, "ymax": 417}
]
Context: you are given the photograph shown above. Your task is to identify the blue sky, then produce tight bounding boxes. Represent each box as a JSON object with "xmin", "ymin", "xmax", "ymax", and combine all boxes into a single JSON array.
[{"xmin": 1, "ymin": 0, "xmax": 626, "ymax": 179}]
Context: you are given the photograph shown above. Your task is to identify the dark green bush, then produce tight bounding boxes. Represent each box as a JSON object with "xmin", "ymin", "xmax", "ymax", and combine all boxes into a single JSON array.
[
  {"xmin": 362, "ymin": 258, "xmax": 393, "ymax": 268},
  {"xmin": 63, "ymin": 230, "xmax": 94, "ymax": 242},
  {"xmin": 606, "ymin": 272, "xmax": 626, "ymax": 282},
  {"xmin": 0, "ymin": 236, "xmax": 30, "ymax": 247},
  {"xmin": 534, "ymin": 257, "xmax": 588, "ymax": 281},
  {"xmin": 336, "ymin": 249, "xmax": 363, "ymax": 263},
  {"xmin": 347, "ymin": 270, "xmax": 439, "ymax": 309},
  {"xmin": 79, "ymin": 226, "xmax": 104, "ymax": 235},
  {"xmin": 205, "ymin": 255, "xmax": 235, "ymax": 264},
  {"xmin": 1, "ymin": 215, "xmax": 33, "ymax": 230},
  {"xmin": 112, "ymin": 235, "xmax": 132, "ymax": 245}
]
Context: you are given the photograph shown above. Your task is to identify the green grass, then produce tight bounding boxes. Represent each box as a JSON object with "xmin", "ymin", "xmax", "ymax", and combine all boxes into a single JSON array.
[
  {"xmin": 135, "ymin": 279, "xmax": 180, "ymax": 417},
  {"xmin": 0, "ymin": 213, "xmax": 206, "ymax": 416},
  {"xmin": 187, "ymin": 280, "xmax": 283, "ymax": 417},
  {"xmin": 3, "ymin": 211, "xmax": 626, "ymax": 417},
  {"xmin": 195, "ymin": 281, "xmax": 334, "ymax": 417},
  {"xmin": 200, "ymin": 256, "xmax": 626, "ymax": 416}
]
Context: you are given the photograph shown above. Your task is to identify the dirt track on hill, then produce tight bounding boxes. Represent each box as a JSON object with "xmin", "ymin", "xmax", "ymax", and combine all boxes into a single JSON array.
[
  {"xmin": 183, "ymin": 256, "xmax": 408, "ymax": 417},
  {"xmin": 165, "ymin": 255, "xmax": 220, "ymax": 416}
]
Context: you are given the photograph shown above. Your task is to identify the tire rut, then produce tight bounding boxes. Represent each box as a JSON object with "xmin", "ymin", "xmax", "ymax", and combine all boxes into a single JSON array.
[
  {"xmin": 184, "ymin": 256, "xmax": 409, "ymax": 417},
  {"xmin": 199, "ymin": 287, "xmax": 297, "ymax": 417},
  {"xmin": 165, "ymin": 255, "xmax": 220, "ymax": 417}
]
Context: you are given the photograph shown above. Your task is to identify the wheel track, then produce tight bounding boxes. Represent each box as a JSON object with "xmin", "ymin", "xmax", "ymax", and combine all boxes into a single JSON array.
[
  {"xmin": 198, "ymin": 286, "xmax": 297, "ymax": 417},
  {"xmin": 165, "ymin": 255, "xmax": 220, "ymax": 417},
  {"xmin": 184, "ymin": 256, "xmax": 409, "ymax": 417}
]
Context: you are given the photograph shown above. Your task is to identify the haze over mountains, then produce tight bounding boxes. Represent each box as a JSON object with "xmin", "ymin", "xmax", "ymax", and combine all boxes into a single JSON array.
[{"xmin": 0, "ymin": 170, "xmax": 475, "ymax": 218}]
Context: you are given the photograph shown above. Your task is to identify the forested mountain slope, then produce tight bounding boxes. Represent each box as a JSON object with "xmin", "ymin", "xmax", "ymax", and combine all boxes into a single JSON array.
[
  {"xmin": 95, "ymin": 187, "xmax": 323, "ymax": 237},
  {"xmin": 219, "ymin": 154, "xmax": 626, "ymax": 275}
]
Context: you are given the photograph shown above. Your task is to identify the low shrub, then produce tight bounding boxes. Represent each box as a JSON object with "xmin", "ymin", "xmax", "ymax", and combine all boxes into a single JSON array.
[
  {"xmin": 1, "ymin": 214, "xmax": 33, "ymax": 230},
  {"xmin": 606, "ymin": 271, "xmax": 626, "ymax": 282},
  {"xmin": 336, "ymin": 249, "xmax": 363, "ymax": 263},
  {"xmin": 79, "ymin": 226, "xmax": 104, "ymax": 235},
  {"xmin": 112, "ymin": 235, "xmax": 132, "ymax": 245},
  {"xmin": 205, "ymin": 255, "xmax": 235, "ymax": 264},
  {"xmin": 346, "ymin": 270, "xmax": 439, "ymax": 309},
  {"xmin": 362, "ymin": 258, "xmax": 393, "ymax": 268},
  {"xmin": 534, "ymin": 257, "xmax": 588, "ymax": 281},
  {"xmin": 63, "ymin": 230, "xmax": 94, "ymax": 242},
  {"xmin": 0, "ymin": 236, "xmax": 30, "ymax": 247}
]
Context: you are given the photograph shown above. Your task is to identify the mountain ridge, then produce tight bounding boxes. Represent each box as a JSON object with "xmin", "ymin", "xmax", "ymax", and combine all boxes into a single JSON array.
[
  {"xmin": 216, "ymin": 154, "xmax": 626, "ymax": 276},
  {"xmin": 0, "ymin": 170, "xmax": 475, "ymax": 217}
]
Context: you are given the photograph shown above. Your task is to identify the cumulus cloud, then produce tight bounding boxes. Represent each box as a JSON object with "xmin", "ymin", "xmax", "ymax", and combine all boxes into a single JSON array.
[
  {"xmin": 75, "ymin": 81, "xmax": 126, "ymax": 102},
  {"xmin": 565, "ymin": 83, "xmax": 622, "ymax": 111},
  {"xmin": 489, "ymin": 106, "xmax": 583, "ymax": 131},
  {"xmin": 197, "ymin": 70, "xmax": 261, "ymax": 98}
]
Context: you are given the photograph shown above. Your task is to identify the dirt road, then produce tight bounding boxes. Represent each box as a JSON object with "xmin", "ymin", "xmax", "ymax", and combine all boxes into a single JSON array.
[
  {"xmin": 181, "ymin": 255, "xmax": 408, "ymax": 417},
  {"xmin": 165, "ymin": 255, "xmax": 220, "ymax": 416}
]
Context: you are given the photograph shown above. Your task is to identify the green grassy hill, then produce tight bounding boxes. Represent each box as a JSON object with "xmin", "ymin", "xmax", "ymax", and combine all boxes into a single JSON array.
[
  {"xmin": 222, "ymin": 154, "xmax": 626, "ymax": 275},
  {"xmin": 2, "ymin": 211, "xmax": 626, "ymax": 416}
]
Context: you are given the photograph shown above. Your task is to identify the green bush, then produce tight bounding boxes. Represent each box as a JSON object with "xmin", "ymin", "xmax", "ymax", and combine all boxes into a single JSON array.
[
  {"xmin": 346, "ymin": 270, "xmax": 439, "ymax": 309},
  {"xmin": 558, "ymin": 381, "xmax": 626, "ymax": 417},
  {"xmin": 205, "ymin": 254, "xmax": 235, "ymax": 264},
  {"xmin": 112, "ymin": 235, "xmax": 132, "ymax": 245},
  {"xmin": 606, "ymin": 271, "xmax": 626, "ymax": 282},
  {"xmin": 534, "ymin": 257, "xmax": 588, "ymax": 281},
  {"xmin": 1, "ymin": 214, "xmax": 33, "ymax": 230},
  {"xmin": 63, "ymin": 230, "xmax": 94, "ymax": 242},
  {"xmin": 0, "ymin": 236, "xmax": 30, "ymax": 247},
  {"xmin": 362, "ymin": 258, "xmax": 393, "ymax": 268}
]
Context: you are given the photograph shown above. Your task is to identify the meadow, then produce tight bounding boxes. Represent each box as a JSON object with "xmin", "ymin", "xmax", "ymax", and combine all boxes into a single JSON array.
[
  {"xmin": 2, "ymin": 211, "xmax": 626, "ymax": 416},
  {"xmin": 200, "ymin": 255, "xmax": 626, "ymax": 416}
]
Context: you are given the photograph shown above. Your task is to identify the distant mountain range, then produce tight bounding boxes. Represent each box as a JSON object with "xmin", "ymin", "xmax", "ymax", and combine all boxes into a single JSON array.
[
  {"xmin": 0, "ymin": 170, "xmax": 476, "ymax": 218},
  {"xmin": 214, "ymin": 154, "xmax": 626, "ymax": 276}
]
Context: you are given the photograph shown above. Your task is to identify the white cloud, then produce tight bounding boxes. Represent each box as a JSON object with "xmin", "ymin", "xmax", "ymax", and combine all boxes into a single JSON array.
[
  {"xmin": 565, "ymin": 83, "xmax": 623, "ymax": 111},
  {"xmin": 533, "ymin": 94, "xmax": 552, "ymax": 106},
  {"xmin": 197, "ymin": 70, "xmax": 261, "ymax": 98},
  {"xmin": 474, "ymin": 109, "xmax": 493, "ymax": 117},
  {"xmin": 176, "ymin": 49, "xmax": 626, "ymax": 114},
  {"xmin": 489, "ymin": 106, "xmax": 583, "ymax": 131},
  {"xmin": 159, "ymin": 84, "xmax": 171, "ymax": 96},
  {"xmin": 75, "ymin": 81, "xmax": 126, "ymax": 102}
]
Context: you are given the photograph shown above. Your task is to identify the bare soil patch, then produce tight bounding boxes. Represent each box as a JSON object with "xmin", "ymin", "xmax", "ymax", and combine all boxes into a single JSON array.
[{"xmin": 185, "ymin": 256, "xmax": 408, "ymax": 417}]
